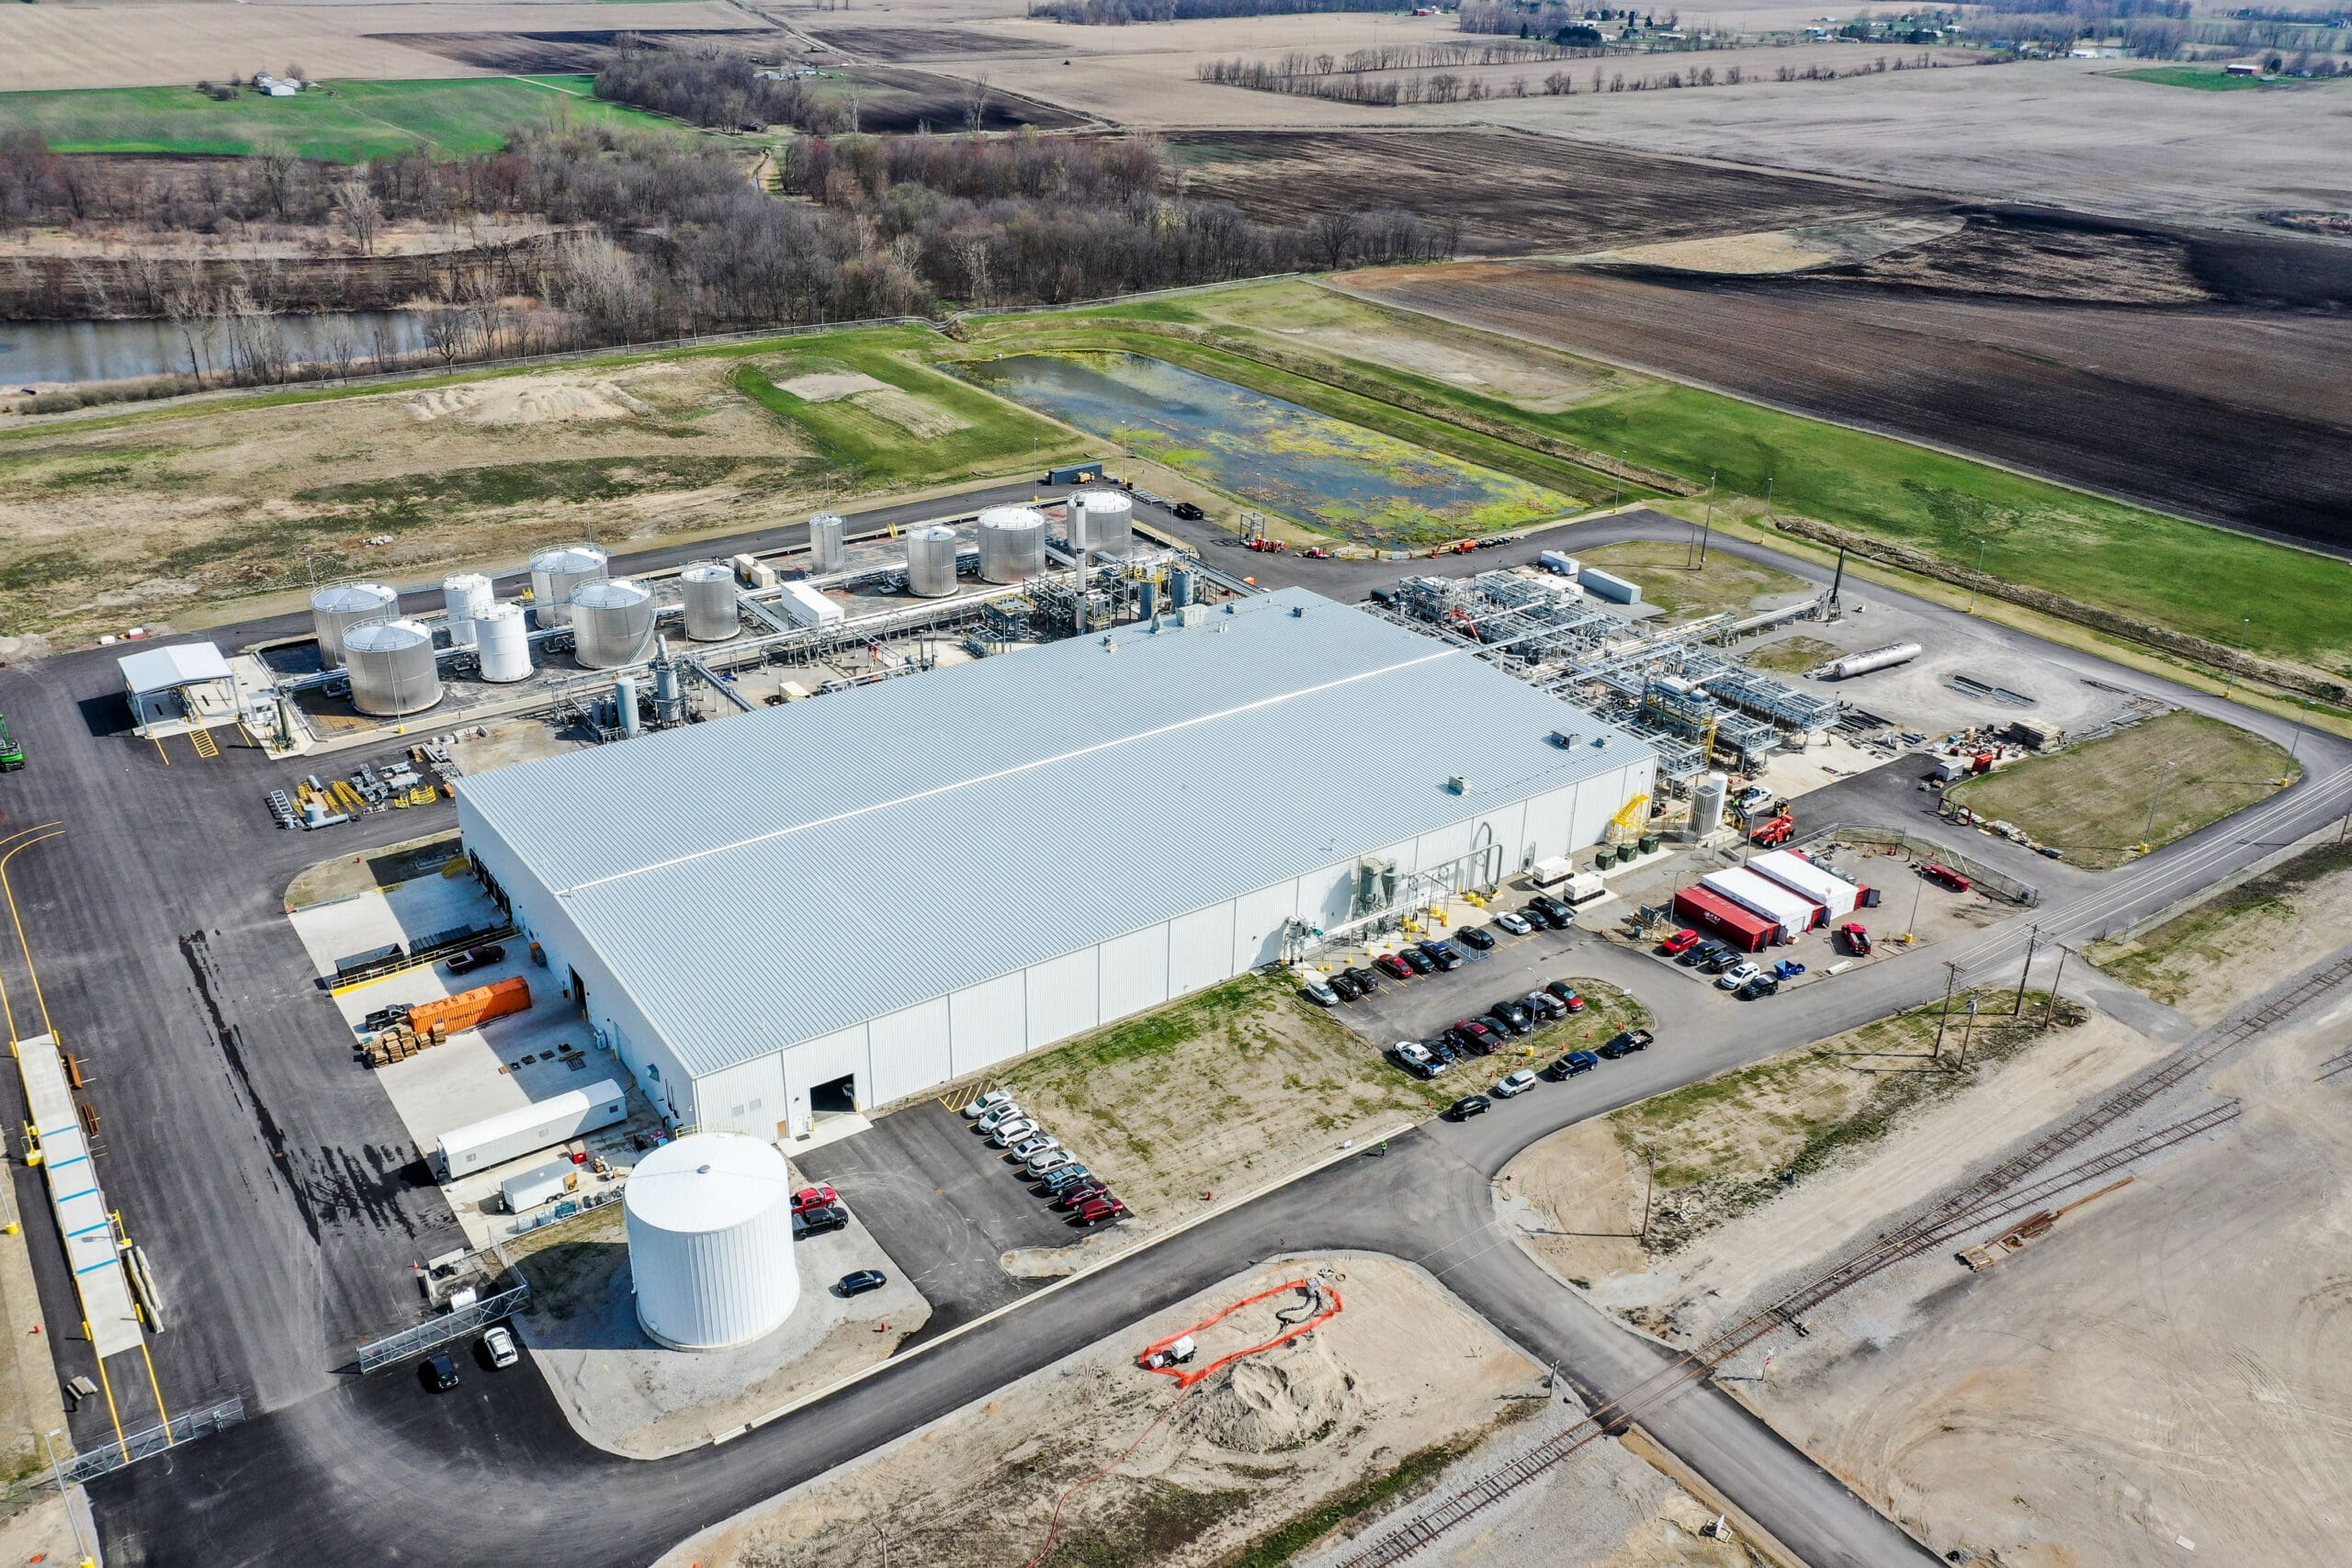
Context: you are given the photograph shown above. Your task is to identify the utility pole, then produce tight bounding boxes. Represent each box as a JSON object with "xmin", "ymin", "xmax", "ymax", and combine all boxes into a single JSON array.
[
  {"xmin": 2143, "ymin": 758, "xmax": 2177, "ymax": 848},
  {"xmin": 1905, "ymin": 860, "xmax": 1928, "ymax": 942},
  {"xmin": 1700, "ymin": 468, "xmax": 1715, "ymax": 567},
  {"xmin": 1639, "ymin": 1146, "xmax": 1657, "ymax": 1247},
  {"xmin": 2223, "ymin": 616, "xmax": 2250, "ymax": 697},
  {"xmin": 2290, "ymin": 696, "xmax": 2312, "ymax": 764},
  {"xmin": 2041, "ymin": 944, "xmax": 2071, "ymax": 1030},
  {"xmin": 1932, "ymin": 961, "xmax": 1962, "ymax": 1059},
  {"xmin": 1956, "ymin": 998, "xmax": 1979, "ymax": 1069},
  {"xmin": 2014, "ymin": 923, "xmax": 2040, "ymax": 1015},
  {"xmin": 1966, "ymin": 536, "xmax": 1986, "ymax": 613}
]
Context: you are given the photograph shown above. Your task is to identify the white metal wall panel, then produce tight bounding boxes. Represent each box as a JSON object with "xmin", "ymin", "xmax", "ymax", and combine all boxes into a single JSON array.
[
  {"xmin": 1416, "ymin": 817, "xmax": 1474, "ymax": 868},
  {"xmin": 1024, "ymin": 949, "xmax": 1101, "ymax": 1052},
  {"xmin": 778, "ymin": 1025, "xmax": 868, "ymax": 1136},
  {"xmin": 866, "ymin": 999, "xmax": 951, "ymax": 1107},
  {"xmin": 948, "ymin": 972, "xmax": 1028, "ymax": 1076},
  {"xmin": 1167, "ymin": 903, "xmax": 1238, "ymax": 996},
  {"xmin": 1231, "ymin": 882, "xmax": 1299, "ymax": 972},
  {"xmin": 1305, "ymin": 861, "xmax": 1358, "ymax": 929},
  {"xmin": 1099, "ymin": 926, "xmax": 1170, "ymax": 1021}
]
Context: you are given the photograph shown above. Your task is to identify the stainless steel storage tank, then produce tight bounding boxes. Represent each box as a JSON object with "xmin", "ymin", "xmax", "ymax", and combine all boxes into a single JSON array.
[
  {"xmin": 311, "ymin": 581, "xmax": 397, "ymax": 670},
  {"xmin": 977, "ymin": 506, "xmax": 1046, "ymax": 584},
  {"xmin": 626, "ymin": 1134, "xmax": 799, "ymax": 1351},
  {"xmin": 679, "ymin": 562, "xmax": 740, "ymax": 642},
  {"xmin": 571, "ymin": 578, "xmax": 657, "ymax": 669},
  {"xmin": 1071, "ymin": 490, "xmax": 1134, "ymax": 557},
  {"xmin": 342, "ymin": 619, "xmax": 441, "ymax": 716},
  {"xmin": 1170, "ymin": 567, "xmax": 1194, "ymax": 609},
  {"xmin": 1690, "ymin": 772, "xmax": 1728, "ymax": 839},
  {"xmin": 473, "ymin": 602, "xmax": 533, "ymax": 682},
  {"xmin": 809, "ymin": 513, "xmax": 847, "ymax": 574},
  {"xmin": 905, "ymin": 525, "xmax": 960, "ymax": 598},
  {"xmin": 441, "ymin": 573, "xmax": 494, "ymax": 649},
  {"xmin": 530, "ymin": 544, "xmax": 609, "ymax": 630},
  {"xmin": 1828, "ymin": 640, "xmax": 1923, "ymax": 680}
]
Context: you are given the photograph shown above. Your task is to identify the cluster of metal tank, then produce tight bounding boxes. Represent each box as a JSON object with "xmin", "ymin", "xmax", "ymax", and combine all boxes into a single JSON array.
[
  {"xmin": 342, "ymin": 619, "xmax": 441, "ymax": 716},
  {"xmin": 310, "ymin": 582, "xmax": 398, "ymax": 670},
  {"xmin": 678, "ymin": 562, "xmax": 741, "ymax": 642},
  {"xmin": 977, "ymin": 506, "xmax": 1046, "ymax": 584},
  {"xmin": 571, "ymin": 579, "xmax": 657, "ymax": 669},
  {"xmin": 529, "ymin": 545, "xmax": 609, "ymax": 630},
  {"xmin": 905, "ymin": 526, "xmax": 961, "ymax": 598}
]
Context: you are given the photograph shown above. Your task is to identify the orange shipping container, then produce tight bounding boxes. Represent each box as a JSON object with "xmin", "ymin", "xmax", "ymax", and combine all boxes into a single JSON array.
[{"xmin": 406, "ymin": 976, "xmax": 530, "ymax": 1036}]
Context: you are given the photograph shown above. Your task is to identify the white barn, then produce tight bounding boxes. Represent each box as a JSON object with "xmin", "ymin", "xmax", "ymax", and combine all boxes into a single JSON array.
[{"xmin": 456, "ymin": 589, "xmax": 1655, "ymax": 1142}]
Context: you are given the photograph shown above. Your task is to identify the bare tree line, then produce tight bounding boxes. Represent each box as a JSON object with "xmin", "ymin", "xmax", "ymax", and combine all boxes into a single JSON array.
[
  {"xmin": 1026, "ymin": 0, "xmax": 1398, "ymax": 23},
  {"xmin": 1202, "ymin": 49, "xmax": 1960, "ymax": 102},
  {"xmin": 594, "ymin": 44, "xmax": 854, "ymax": 134}
]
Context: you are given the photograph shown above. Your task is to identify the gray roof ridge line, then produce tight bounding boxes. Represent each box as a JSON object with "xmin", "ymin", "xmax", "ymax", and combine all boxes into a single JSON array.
[{"xmin": 552, "ymin": 640, "xmax": 1464, "ymax": 898}]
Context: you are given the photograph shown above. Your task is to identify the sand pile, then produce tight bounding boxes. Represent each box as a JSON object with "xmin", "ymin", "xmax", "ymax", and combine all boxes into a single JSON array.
[
  {"xmin": 779, "ymin": 370, "xmax": 893, "ymax": 401},
  {"xmin": 1176, "ymin": 1345, "xmax": 1360, "ymax": 1454}
]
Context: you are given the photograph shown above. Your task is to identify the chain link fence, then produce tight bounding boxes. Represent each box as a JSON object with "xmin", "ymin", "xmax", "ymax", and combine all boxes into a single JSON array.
[
  {"xmin": 356, "ymin": 1281, "xmax": 532, "ymax": 1374},
  {"xmin": 1811, "ymin": 824, "xmax": 2042, "ymax": 905},
  {"xmin": 0, "ymin": 1397, "xmax": 246, "ymax": 1514}
]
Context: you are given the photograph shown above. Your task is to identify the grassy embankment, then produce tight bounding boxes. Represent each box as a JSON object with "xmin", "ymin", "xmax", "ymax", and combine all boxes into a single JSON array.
[
  {"xmin": 1946, "ymin": 709, "xmax": 2298, "ymax": 869},
  {"xmin": 2112, "ymin": 64, "xmax": 2344, "ymax": 90},
  {"xmin": 1575, "ymin": 538, "xmax": 1807, "ymax": 622},
  {"xmin": 2090, "ymin": 835, "xmax": 2352, "ymax": 1013}
]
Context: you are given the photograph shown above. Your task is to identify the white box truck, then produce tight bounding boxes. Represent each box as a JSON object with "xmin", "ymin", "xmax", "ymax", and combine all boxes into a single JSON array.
[{"xmin": 435, "ymin": 1079, "xmax": 626, "ymax": 1180}]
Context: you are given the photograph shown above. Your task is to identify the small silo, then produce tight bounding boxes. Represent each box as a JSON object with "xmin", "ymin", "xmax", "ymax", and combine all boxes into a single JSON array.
[
  {"xmin": 977, "ymin": 505, "xmax": 1046, "ymax": 584},
  {"xmin": 905, "ymin": 525, "xmax": 960, "ymax": 599},
  {"xmin": 1072, "ymin": 490, "xmax": 1135, "ymax": 557},
  {"xmin": 473, "ymin": 602, "xmax": 533, "ymax": 683},
  {"xmin": 529, "ymin": 544, "xmax": 610, "ymax": 630},
  {"xmin": 1690, "ymin": 772, "xmax": 1728, "ymax": 839},
  {"xmin": 571, "ymin": 579, "xmax": 656, "ymax": 669},
  {"xmin": 342, "ymin": 619, "xmax": 441, "ymax": 716},
  {"xmin": 1170, "ymin": 567, "xmax": 1194, "ymax": 609},
  {"xmin": 625, "ymin": 1133, "xmax": 799, "ymax": 1351},
  {"xmin": 311, "ymin": 582, "xmax": 398, "ymax": 670},
  {"xmin": 809, "ymin": 513, "xmax": 847, "ymax": 575},
  {"xmin": 679, "ymin": 562, "xmax": 741, "ymax": 642},
  {"xmin": 441, "ymin": 573, "xmax": 494, "ymax": 649}
]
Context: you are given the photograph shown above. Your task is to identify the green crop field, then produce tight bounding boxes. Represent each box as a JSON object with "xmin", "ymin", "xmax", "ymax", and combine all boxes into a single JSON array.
[
  {"xmin": 2111, "ymin": 64, "xmax": 2338, "ymax": 90},
  {"xmin": 0, "ymin": 77, "xmax": 679, "ymax": 162}
]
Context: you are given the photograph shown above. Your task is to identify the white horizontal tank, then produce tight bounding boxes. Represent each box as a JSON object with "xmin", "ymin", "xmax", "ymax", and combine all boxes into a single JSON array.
[{"xmin": 625, "ymin": 1133, "xmax": 799, "ymax": 1351}]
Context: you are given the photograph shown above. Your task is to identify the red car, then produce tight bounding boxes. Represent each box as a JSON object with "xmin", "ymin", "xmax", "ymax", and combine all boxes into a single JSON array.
[
  {"xmin": 1923, "ymin": 863, "xmax": 1973, "ymax": 893},
  {"xmin": 1374, "ymin": 953, "xmax": 1416, "ymax": 981},
  {"xmin": 1659, "ymin": 929, "xmax": 1702, "ymax": 956},
  {"xmin": 1838, "ymin": 922, "xmax": 1872, "ymax": 955},
  {"xmin": 1073, "ymin": 1197, "xmax": 1129, "ymax": 1226},
  {"xmin": 790, "ymin": 1185, "xmax": 840, "ymax": 1216},
  {"xmin": 1544, "ymin": 980, "xmax": 1587, "ymax": 1014},
  {"xmin": 1055, "ymin": 1183, "xmax": 1111, "ymax": 1211}
]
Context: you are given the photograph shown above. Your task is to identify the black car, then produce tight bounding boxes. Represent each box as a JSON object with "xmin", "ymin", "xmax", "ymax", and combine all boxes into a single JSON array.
[
  {"xmin": 1680, "ymin": 939, "xmax": 1728, "ymax": 968},
  {"xmin": 1456, "ymin": 926, "xmax": 1497, "ymax": 953},
  {"xmin": 1597, "ymin": 1029, "xmax": 1655, "ymax": 1059},
  {"xmin": 1343, "ymin": 965, "xmax": 1383, "ymax": 996},
  {"xmin": 1328, "ymin": 971, "xmax": 1363, "ymax": 1002},
  {"xmin": 1701, "ymin": 949, "xmax": 1744, "ymax": 975},
  {"xmin": 1519, "ymin": 902, "xmax": 1560, "ymax": 931},
  {"xmin": 1423, "ymin": 1035, "xmax": 1460, "ymax": 1066},
  {"xmin": 424, "ymin": 1352, "xmax": 460, "ymax": 1392},
  {"xmin": 837, "ymin": 1269, "xmax": 889, "ymax": 1296},
  {"xmin": 1480, "ymin": 1012, "xmax": 1522, "ymax": 1043},
  {"xmin": 1738, "ymin": 976, "xmax": 1781, "ymax": 1000},
  {"xmin": 1445, "ymin": 1094, "xmax": 1492, "ymax": 1121},
  {"xmin": 1545, "ymin": 1051, "xmax": 1600, "ymax": 1077},
  {"xmin": 1418, "ymin": 941, "xmax": 1463, "ymax": 972},
  {"xmin": 1490, "ymin": 999, "xmax": 1534, "ymax": 1033},
  {"xmin": 1448, "ymin": 1020, "xmax": 1501, "ymax": 1055},
  {"xmin": 1400, "ymin": 947, "xmax": 1437, "ymax": 976},
  {"xmin": 1171, "ymin": 501, "xmax": 1206, "ymax": 521},
  {"xmin": 1529, "ymin": 894, "xmax": 1575, "ymax": 926},
  {"xmin": 793, "ymin": 1203, "xmax": 850, "ymax": 1236}
]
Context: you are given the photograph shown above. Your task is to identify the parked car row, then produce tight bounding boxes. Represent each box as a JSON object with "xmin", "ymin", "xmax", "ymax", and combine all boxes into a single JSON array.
[
  {"xmin": 1385, "ymin": 978, "xmax": 1593, "ymax": 1080},
  {"xmin": 1301, "ymin": 895, "xmax": 1579, "ymax": 1009},
  {"xmin": 963, "ymin": 1089, "xmax": 1128, "ymax": 1227},
  {"xmin": 1442, "ymin": 1027, "xmax": 1656, "ymax": 1121},
  {"xmin": 1658, "ymin": 932, "xmax": 1795, "ymax": 1000}
]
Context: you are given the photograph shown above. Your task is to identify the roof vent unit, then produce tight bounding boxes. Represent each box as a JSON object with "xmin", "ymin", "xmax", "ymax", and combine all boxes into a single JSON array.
[
  {"xmin": 1102, "ymin": 636, "xmax": 1119, "ymax": 652},
  {"xmin": 1447, "ymin": 774, "xmax": 1470, "ymax": 795},
  {"xmin": 1550, "ymin": 730, "xmax": 1578, "ymax": 749},
  {"xmin": 1291, "ymin": 604, "xmax": 1305, "ymax": 617}
]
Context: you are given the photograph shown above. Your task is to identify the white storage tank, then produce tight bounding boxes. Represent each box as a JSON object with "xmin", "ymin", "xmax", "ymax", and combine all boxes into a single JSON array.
[
  {"xmin": 809, "ymin": 513, "xmax": 847, "ymax": 575},
  {"xmin": 625, "ymin": 1133, "xmax": 799, "ymax": 1351},
  {"xmin": 342, "ymin": 618, "xmax": 442, "ymax": 716},
  {"xmin": 571, "ymin": 578, "xmax": 656, "ymax": 669},
  {"xmin": 977, "ymin": 505, "xmax": 1047, "ymax": 584},
  {"xmin": 311, "ymin": 581, "xmax": 397, "ymax": 670},
  {"xmin": 530, "ymin": 545, "xmax": 609, "ymax": 630},
  {"xmin": 1071, "ymin": 490, "xmax": 1134, "ymax": 557},
  {"xmin": 474, "ymin": 602, "xmax": 534, "ymax": 683},
  {"xmin": 679, "ymin": 562, "xmax": 740, "ymax": 642},
  {"xmin": 1690, "ymin": 772, "xmax": 1728, "ymax": 839},
  {"xmin": 441, "ymin": 573, "xmax": 494, "ymax": 649},
  {"xmin": 905, "ymin": 525, "xmax": 959, "ymax": 598},
  {"xmin": 1828, "ymin": 640, "xmax": 1923, "ymax": 680}
]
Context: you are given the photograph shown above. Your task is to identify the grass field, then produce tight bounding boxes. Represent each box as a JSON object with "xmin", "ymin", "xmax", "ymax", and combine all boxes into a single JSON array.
[
  {"xmin": 1575, "ymin": 539, "xmax": 1807, "ymax": 623},
  {"xmin": 1947, "ymin": 710, "xmax": 2298, "ymax": 869},
  {"xmin": 2111, "ymin": 65, "xmax": 2340, "ymax": 91},
  {"xmin": 0, "ymin": 76, "xmax": 677, "ymax": 161}
]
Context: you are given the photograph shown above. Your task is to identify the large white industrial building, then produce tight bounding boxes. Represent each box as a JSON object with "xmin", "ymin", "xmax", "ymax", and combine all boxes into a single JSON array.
[{"xmin": 457, "ymin": 588, "xmax": 1654, "ymax": 1142}]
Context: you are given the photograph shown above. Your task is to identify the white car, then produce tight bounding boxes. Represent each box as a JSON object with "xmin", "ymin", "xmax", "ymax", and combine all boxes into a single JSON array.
[
  {"xmin": 1716, "ymin": 962, "xmax": 1761, "ymax": 991},
  {"xmin": 977, "ymin": 1102, "xmax": 1025, "ymax": 1134},
  {"xmin": 963, "ymin": 1089, "xmax": 1013, "ymax": 1120},
  {"xmin": 1391, "ymin": 1041, "xmax": 1443, "ymax": 1075},
  {"xmin": 1493, "ymin": 1069, "xmax": 1538, "ymax": 1098},
  {"xmin": 481, "ymin": 1325, "xmax": 519, "ymax": 1369},
  {"xmin": 1493, "ymin": 910, "xmax": 1532, "ymax": 936},
  {"xmin": 1010, "ymin": 1134, "xmax": 1058, "ymax": 1162},
  {"xmin": 989, "ymin": 1118, "xmax": 1039, "ymax": 1148},
  {"xmin": 1024, "ymin": 1147, "xmax": 1073, "ymax": 1175}
]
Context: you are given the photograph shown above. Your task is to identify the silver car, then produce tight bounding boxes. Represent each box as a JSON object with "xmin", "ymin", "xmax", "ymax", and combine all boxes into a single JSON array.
[
  {"xmin": 989, "ymin": 1117, "xmax": 1039, "ymax": 1148},
  {"xmin": 977, "ymin": 1102, "xmax": 1025, "ymax": 1134},
  {"xmin": 1024, "ymin": 1147, "xmax": 1074, "ymax": 1176},
  {"xmin": 1009, "ymin": 1134, "xmax": 1058, "ymax": 1162}
]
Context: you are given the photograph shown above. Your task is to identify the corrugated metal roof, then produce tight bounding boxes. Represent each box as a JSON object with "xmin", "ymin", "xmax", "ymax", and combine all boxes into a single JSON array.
[{"xmin": 458, "ymin": 588, "xmax": 1653, "ymax": 1079}]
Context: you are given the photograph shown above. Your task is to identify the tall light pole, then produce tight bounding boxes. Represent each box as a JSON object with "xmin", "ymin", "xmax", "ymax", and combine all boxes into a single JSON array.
[
  {"xmin": 1965, "ymin": 537, "xmax": 1986, "ymax": 613},
  {"xmin": 2223, "ymin": 616, "xmax": 2250, "ymax": 697},
  {"xmin": 2143, "ymin": 758, "xmax": 2177, "ymax": 848},
  {"xmin": 2290, "ymin": 696, "xmax": 2313, "ymax": 764},
  {"xmin": 1699, "ymin": 468, "xmax": 1715, "ymax": 567},
  {"xmin": 2013, "ymin": 922, "xmax": 2040, "ymax": 1015},
  {"xmin": 44, "ymin": 1428, "xmax": 92, "ymax": 1568}
]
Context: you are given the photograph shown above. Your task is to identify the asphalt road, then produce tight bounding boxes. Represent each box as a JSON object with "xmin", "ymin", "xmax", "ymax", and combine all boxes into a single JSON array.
[{"xmin": 1, "ymin": 497, "xmax": 2345, "ymax": 1565}]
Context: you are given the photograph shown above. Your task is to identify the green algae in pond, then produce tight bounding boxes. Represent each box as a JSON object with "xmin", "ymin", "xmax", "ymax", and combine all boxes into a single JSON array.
[{"xmin": 954, "ymin": 352, "xmax": 1566, "ymax": 545}]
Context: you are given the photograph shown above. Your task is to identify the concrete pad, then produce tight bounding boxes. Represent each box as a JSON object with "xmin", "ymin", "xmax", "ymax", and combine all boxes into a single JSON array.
[{"xmin": 285, "ymin": 873, "xmax": 498, "ymax": 976}]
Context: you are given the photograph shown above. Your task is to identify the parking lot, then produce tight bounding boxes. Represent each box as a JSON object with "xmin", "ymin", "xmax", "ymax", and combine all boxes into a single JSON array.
[{"xmin": 1322, "ymin": 918, "xmax": 1599, "ymax": 1045}]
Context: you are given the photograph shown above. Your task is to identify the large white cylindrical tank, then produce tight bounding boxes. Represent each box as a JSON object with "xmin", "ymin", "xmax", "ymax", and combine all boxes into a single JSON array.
[
  {"xmin": 1828, "ymin": 640, "xmax": 1923, "ymax": 680},
  {"xmin": 474, "ymin": 602, "xmax": 533, "ymax": 682},
  {"xmin": 977, "ymin": 506, "xmax": 1046, "ymax": 584},
  {"xmin": 679, "ymin": 562, "xmax": 740, "ymax": 642},
  {"xmin": 1072, "ymin": 490, "xmax": 1134, "ymax": 557},
  {"xmin": 342, "ymin": 618, "xmax": 442, "ymax": 716},
  {"xmin": 311, "ymin": 582, "xmax": 398, "ymax": 670},
  {"xmin": 530, "ymin": 545, "xmax": 609, "ymax": 630},
  {"xmin": 905, "ymin": 525, "xmax": 959, "ymax": 598},
  {"xmin": 1690, "ymin": 772, "xmax": 1728, "ymax": 838},
  {"xmin": 625, "ymin": 1134, "xmax": 798, "ymax": 1351},
  {"xmin": 809, "ymin": 513, "xmax": 847, "ymax": 575},
  {"xmin": 442, "ymin": 573, "xmax": 494, "ymax": 649},
  {"xmin": 571, "ymin": 578, "xmax": 656, "ymax": 669}
]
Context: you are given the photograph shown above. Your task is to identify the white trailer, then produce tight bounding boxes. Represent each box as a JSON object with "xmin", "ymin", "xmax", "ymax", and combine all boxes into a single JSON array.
[
  {"xmin": 499, "ymin": 1157, "xmax": 579, "ymax": 1213},
  {"xmin": 777, "ymin": 581, "xmax": 845, "ymax": 628},
  {"xmin": 435, "ymin": 1079, "xmax": 627, "ymax": 1179},
  {"xmin": 1578, "ymin": 568, "xmax": 1643, "ymax": 605},
  {"xmin": 1539, "ymin": 550, "xmax": 1579, "ymax": 578}
]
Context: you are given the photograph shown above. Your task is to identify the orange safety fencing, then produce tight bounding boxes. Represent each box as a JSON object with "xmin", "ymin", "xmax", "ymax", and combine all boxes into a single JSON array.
[{"xmin": 1135, "ymin": 1277, "xmax": 1345, "ymax": 1390}]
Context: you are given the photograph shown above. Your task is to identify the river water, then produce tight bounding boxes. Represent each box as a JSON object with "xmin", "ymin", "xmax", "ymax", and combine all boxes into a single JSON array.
[
  {"xmin": 0, "ymin": 310, "xmax": 437, "ymax": 388},
  {"xmin": 952, "ymin": 350, "xmax": 1567, "ymax": 546}
]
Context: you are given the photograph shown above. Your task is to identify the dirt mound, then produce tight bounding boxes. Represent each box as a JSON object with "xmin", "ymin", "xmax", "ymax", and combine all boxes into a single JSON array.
[
  {"xmin": 1176, "ymin": 1345, "xmax": 1359, "ymax": 1454},
  {"xmin": 778, "ymin": 370, "xmax": 893, "ymax": 402},
  {"xmin": 1577, "ymin": 216, "xmax": 1964, "ymax": 276},
  {"xmin": 406, "ymin": 377, "xmax": 654, "ymax": 426}
]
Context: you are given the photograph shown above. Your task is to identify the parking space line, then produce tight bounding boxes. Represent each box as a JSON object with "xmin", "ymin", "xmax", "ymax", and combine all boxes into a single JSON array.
[
  {"xmin": 91, "ymin": 1356, "xmax": 127, "ymax": 1459},
  {"xmin": 139, "ymin": 1343, "xmax": 174, "ymax": 1441}
]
